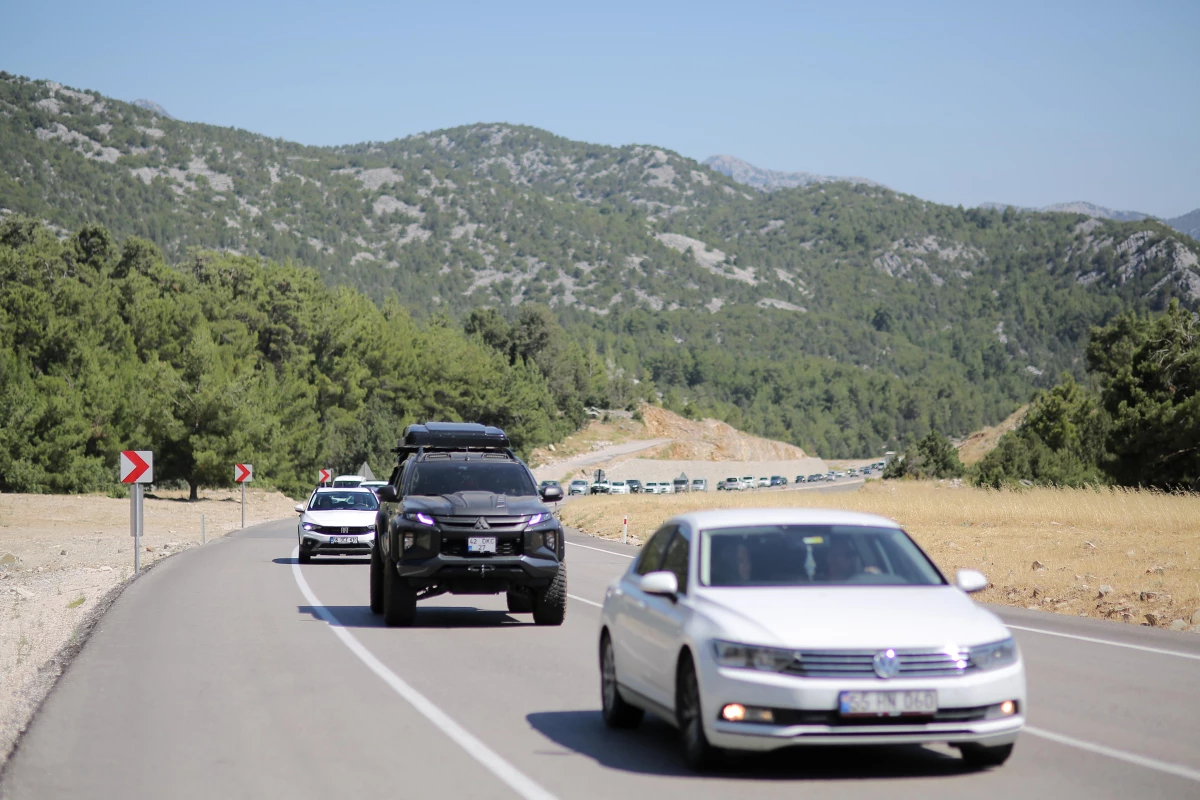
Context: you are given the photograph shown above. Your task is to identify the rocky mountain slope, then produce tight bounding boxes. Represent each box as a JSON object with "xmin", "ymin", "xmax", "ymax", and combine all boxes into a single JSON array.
[
  {"xmin": 3, "ymin": 72, "xmax": 1200, "ymax": 456},
  {"xmin": 702, "ymin": 154, "xmax": 882, "ymax": 190}
]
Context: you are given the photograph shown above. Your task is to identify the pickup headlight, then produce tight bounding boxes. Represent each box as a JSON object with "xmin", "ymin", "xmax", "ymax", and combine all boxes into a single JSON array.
[
  {"xmin": 405, "ymin": 512, "xmax": 436, "ymax": 526},
  {"xmin": 712, "ymin": 640, "xmax": 795, "ymax": 672},
  {"xmin": 972, "ymin": 638, "xmax": 1018, "ymax": 671}
]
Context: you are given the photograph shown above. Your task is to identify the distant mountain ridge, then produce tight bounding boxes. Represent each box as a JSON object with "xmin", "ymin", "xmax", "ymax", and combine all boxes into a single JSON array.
[
  {"xmin": 703, "ymin": 154, "xmax": 883, "ymax": 191},
  {"xmin": 130, "ymin": 98, "xmax": 173, "ymax": 119},
  {"xmin": 980, "ymin": 200, "xmax": 1150, "ymax": 222}
]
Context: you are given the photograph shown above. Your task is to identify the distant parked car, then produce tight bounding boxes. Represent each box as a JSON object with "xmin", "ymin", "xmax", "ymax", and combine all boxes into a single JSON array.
[
  {"xmin": 741, "ymin": 476, "xmax": 756, "ymax": 490},
  {"xmin": 332, "ymin": 474, "xmax": 365, "ymax": 488},
  {"xmin": 692, "ymin": 478, "xmax": 708, "ymax": 492},
  {"xmin": 626, "ymin": 479, "xmax": 643, "ymax": 494},
  {"xmin": 795, "ymin": 475, "xmax": 807, "ymax": 484},
  {"xmin": 609, "ymin": 480, "xmax": 630, "ymax": 495},
  {"xmin": 808, "ymin": 473, "xmax": 824, "ymax": 482},
  {"xmin": 568, "ymin": 479, "xmax": 590, "ymax": 496},
  {"xmin": 847, "ymin": 468, "xmax": 859, "ymax": 477},
  {"xmin": 591, "ymin": 480, "xmax": 611, "ymax": 494},
  {"xmin": 673, "ymin": 478, "xmax": 690, "ymax": 493},
  {"xmin": 758, "ymin": 477, "xmax": 770, "ymax": 488},
  {"xmin": 769, "ymin": 475, "xmax": 785, "ymax": 487},
  {"xmin": 721, "ymin": 477, "xmax": 740, "ymax": 491},
  {"xmin": 360, "ymin": 480, "xmax": 389, "ymax": 494}
]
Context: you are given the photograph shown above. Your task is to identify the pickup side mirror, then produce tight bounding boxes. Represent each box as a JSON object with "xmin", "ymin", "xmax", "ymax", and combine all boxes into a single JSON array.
[
  {"xmin": 955, "ymin": 569, "xmax": 989, "ymax": 594},
  {"xmin": 376, "ymin": 485, "xmax": 398, "ymax": 503},
  {"xmin": 540, "ymin": 485, "xmax": 563, "ymax": 503},
  {"xmin": 294, "ymin": 503, "xmax": 305, "ymax": 514},
  {"xmin": 640, "ymin": 570, "xmax": 679, "ymax": 598}
]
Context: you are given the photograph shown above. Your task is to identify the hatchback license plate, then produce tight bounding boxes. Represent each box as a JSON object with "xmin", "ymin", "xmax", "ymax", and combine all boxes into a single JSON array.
[
  {"xmin": 328, "ymin": 536, "xmax": 358, "ymax": 545},
  {"xmin": 468, "ymin": 536, "xmax": 497, "ymax": 553},
  {"xmin": 838, "ymin": 690, "xmax": 937, "ymax": 717}
]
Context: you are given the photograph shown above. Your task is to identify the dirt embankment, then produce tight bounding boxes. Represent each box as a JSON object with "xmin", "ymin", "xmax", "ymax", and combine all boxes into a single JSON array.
[
  {"xmin": 637, "ymin": 405, "xmax": 807, "ymax": 461},
  {"xmin": 957, "ymin": 406, "xmax": 1028, "ymax": 465},
  {"xmin": 0, "ymin": 489, "xmax": 297, "ymax": 768},
  {"xmin": 562, "ymin": 481, "xmax": 1200, "ymax": 633}
]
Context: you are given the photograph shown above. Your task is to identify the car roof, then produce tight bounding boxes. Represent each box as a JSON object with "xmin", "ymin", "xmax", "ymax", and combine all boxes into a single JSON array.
[
  {"xmin": 669, "ymin": 508, "xmax": 902, "ymax": 531},
  {"xmin": 312, "ymin": 486, "xmax": 375, "ymax": 494}
]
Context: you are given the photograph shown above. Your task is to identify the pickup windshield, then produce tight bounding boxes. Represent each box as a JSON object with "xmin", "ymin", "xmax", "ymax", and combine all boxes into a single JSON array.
[{"xmin": 410, "ymin": 461, "xmax": 537, "ymax": 497}]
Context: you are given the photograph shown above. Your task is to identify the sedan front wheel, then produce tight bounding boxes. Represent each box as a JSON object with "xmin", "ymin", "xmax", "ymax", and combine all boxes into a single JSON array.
[{"xmin": 676, "ymin": 652, "xmax": 723, "ymax": 771}]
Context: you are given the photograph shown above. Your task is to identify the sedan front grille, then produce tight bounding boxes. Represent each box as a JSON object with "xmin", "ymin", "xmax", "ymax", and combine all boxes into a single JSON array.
[
  {"xmin": 312, "ymin": 525, "xmax": 374, "ymax": 535},
  {"xmin": 785, "ymin": 648, "xmax": 977, "ymax": 679}
]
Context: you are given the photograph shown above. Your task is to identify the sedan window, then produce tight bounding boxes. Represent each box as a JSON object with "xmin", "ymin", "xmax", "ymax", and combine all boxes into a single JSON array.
[
  {"xmin": 660, "ymin": 532, "xmax": 690, "ymax": 594},
  {"xmin": 635, "ymin": 526, "xmax": 675, "ymax": 576},
  {"xmin": 309, "ymin": 491, "xmax": 379, "ymax": 511},
  {"xmin": 700, "ymin": 525, "xmax": 945, "ymax": 587}
]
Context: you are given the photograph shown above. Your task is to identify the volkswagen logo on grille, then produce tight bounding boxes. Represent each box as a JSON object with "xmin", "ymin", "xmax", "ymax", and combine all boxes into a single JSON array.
[
  {"xmin": 473, "ymin": 517, "xmax": 490, "ymax": 531},
  {"xmin": 873, "ymin": 649, "xmax": 900, "ymax": 679}
]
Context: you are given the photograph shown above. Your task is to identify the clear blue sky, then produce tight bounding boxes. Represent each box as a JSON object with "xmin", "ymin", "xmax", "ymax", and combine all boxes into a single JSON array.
[{"xmin": 3, "ymin": 0, "xmax": 1198, "ymax": 216}]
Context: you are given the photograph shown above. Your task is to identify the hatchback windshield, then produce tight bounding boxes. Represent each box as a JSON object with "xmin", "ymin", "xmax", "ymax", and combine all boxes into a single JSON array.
[
  {"xmin": 309, "ymin": 491, "xmax": 379, "ymax": 511},
  {"xmin": 700, "ymin": 525, "xmax": 945, "ymax": 587},
  {"xmin": 410, "ymin": 461, "xmax": 536, "ymax": 497}
]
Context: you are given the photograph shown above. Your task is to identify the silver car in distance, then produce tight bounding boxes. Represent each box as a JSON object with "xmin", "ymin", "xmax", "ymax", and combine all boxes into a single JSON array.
[{"xmin": 598, "ymin": 509, "xmax": 1025, "ymax": 771}]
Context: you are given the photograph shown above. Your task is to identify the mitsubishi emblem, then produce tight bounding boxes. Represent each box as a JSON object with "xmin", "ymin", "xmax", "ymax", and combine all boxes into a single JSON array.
[{"xmin": 473, "ymin": 517, "xmax": 490, "ymax": 530}]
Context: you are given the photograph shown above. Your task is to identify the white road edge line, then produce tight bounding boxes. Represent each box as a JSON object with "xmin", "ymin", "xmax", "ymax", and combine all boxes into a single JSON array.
[
  {"xmin": 567, "ymin": 593, "xmax": 603, "ymax": 608},
  {"xmin": 290, "ymin": 548, "xmax": 558, "ymax": 800},
  {"xmin": 566, "ymin": 541, "xmax": 635, "ymax": 559},
  {"xmin": 1025, "ymin": 726, "xmax": 1200, "ymax": 784},
  {"xmin": 1007, "ymin": 624, "xmax": 1200, "ymax": 661}
]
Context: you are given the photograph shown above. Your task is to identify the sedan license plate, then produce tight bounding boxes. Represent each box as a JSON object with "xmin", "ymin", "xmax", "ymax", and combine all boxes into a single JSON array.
[
  {"xmin": 468, "ymin": 536, "xmax": 497, "ymax": 553},
  {"xmin": 839, "ymin": 690, "xmax": 937, "ymax": 717},
  {"xmin": 328, "ymin": 536, "xmax": 358, "ymax": 545}
]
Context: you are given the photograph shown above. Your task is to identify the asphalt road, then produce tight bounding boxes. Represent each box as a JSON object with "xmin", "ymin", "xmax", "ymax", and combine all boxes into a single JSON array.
[{"xmin": 3, "ymin": 519, "xmax": 1199, "ymax": 799}]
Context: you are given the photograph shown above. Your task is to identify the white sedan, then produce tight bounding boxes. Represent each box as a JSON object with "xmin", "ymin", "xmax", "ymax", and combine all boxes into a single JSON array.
[
  {"xmin": 609, "ymin": 481, "xmax": 630, "ymax": 495},
  {"xmin": 598, "ymin": 508, "xmax": 1024, "ymax": 771},
  {"xmin": 295, "ymin": 487, "xmax": 379, "ymax": 563}
]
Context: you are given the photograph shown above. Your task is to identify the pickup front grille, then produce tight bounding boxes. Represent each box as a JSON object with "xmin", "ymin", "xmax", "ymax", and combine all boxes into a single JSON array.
[
  {"xmin": 785, "ymin": 649, "xmax": 977, "ymax": 679},
  {"xmin": 440, "ymin": 536, "xmax": 523, "ymax": 557},
  {"xmin": 435, "ymin": 516, "xmax": 528, "ymax": 533}
]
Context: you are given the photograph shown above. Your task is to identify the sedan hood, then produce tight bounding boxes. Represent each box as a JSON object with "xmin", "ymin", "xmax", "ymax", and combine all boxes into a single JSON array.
[
  {"xmin": 404, "ymin": 492, "xmax": 548, "ymax": 517},
  {"xmin": 302, "ymin": 509, "xmax": 377, "ymax": 527},
  {"xmin": 694, "ymin": 586, "xmax": 1010, "ymax": 650}
]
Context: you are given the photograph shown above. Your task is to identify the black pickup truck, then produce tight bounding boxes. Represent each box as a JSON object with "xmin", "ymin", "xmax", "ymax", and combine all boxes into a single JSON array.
[{"xmin": 370, "ymin": 422, "xmax": 566, "ymax": 627}]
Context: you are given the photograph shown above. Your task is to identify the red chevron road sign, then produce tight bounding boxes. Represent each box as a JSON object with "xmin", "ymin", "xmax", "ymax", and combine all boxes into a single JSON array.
[
  {"xmin": 234, "ymin": 463, "xmax": 253, "ymax": 483},
  {"xmin": 120, "ymin": 451, "xmax": 153, "ymax": 484},
  {"xmin": 318, "ymin": 469, "xmax": 331, "ymax": 483}
]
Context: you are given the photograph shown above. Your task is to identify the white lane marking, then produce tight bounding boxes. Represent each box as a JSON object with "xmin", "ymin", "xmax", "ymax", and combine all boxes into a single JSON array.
[
  {"xmin": 1007, "ymin": 624, "xmax": 1200, "ymax": 662},
  {"xmin": 567, "ymin": 593, "xmax": 603, "ymax": 608},
  {"xmin": 566, "ymin": 541, "xmax": 635, "ymax": 559},
  {"xmin": 290, "ymin": 548, "xmax": 558, "ymax": 800},
  {"xmin": 1025, "ymin": 726, "xmax": 1200, "ymax": 784}
]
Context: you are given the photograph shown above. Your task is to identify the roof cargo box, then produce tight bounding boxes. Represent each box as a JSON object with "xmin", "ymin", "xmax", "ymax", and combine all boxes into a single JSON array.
[{"xmin": 395, "ymin": 422, "xmax": 511, "ymax": 452}]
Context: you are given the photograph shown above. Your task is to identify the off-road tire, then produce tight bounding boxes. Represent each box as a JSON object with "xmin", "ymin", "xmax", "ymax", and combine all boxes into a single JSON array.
[
  {"xmin": 958, "ymin": 742, "xmax": 1014, "ymax": 768},
  {"xmin": 677, "ymin": 653, "xmax": 723, "ymax": 772},
  {"xmin": 506, "ymin": 589, "xmax": 533, "ymax": 614},
  {"xmin": 600, "ymin": 632, "xmax": 643, "ymax": 729},
  {"xmin": 382, "ymin": 555, "xmax": 417, "ymax": 627},
  {"xmin": 369, "ymin": 542, "xmax": 384, "ymax": 614},
  {"xmin": 532, "ymin": 563, "xmax": 567, "ymax": 626}
]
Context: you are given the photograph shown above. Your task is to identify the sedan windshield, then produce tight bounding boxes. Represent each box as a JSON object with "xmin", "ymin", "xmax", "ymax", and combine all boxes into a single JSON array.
[
  {"xmin": 700, "ymin": 525, "xmax": 945, "ymax": 587},
  {"xmin": 308, "ymin": 491, "xmax": 379, "ymax": 511},
  {"xmin": 410, "ymin": 461, "xmax": 536, "ymax": 497}
]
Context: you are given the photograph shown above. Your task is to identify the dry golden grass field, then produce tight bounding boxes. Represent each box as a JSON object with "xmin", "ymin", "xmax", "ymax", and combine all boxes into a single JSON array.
[{"xmin": 561, "ymin": 481, "xmax": 1200, "ymax": 632}]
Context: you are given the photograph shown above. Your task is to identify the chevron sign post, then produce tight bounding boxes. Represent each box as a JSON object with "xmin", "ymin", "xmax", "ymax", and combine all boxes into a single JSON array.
[
  {"xmin": 120, "ymin": 450, "xmax": 153, "ymax": 575},
  {"xmin": 318, "ymin": 468, "xmax": 331, "ymax": 485},
  {"xmin": 234, "ymin": 463, "xmax": 253, "ymax": 528}
]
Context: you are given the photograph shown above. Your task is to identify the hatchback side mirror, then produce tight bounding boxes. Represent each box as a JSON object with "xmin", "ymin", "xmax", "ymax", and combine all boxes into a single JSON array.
[
  {"xmin": 294, "ymin": 504, "xmax": 305, "ymax": 514},
  {"xmin": 540, "ymin": 485, "xmax": 563, "ymax": 503},
  {"xmin": 955, "ymin": 569, "xmax": 989, "ymax": 594},
  {"xmin": 376, "ymin": 485, "xmax": 398, "ymax": 503},
  {"xmin": 640, "ymin": 570, "xmax": 679, "ymax": 598}
]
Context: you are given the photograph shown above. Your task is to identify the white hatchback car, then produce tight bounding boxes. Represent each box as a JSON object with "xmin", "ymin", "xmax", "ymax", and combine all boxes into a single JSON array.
[
  {"xmin": 295, "ymin": 487, "xmax": 379, "ymax": 563},
  {"xmin": 598, "ymin": 509, "xmax": 1024, "ymax": 771},
  {"xmin": 609, "ymin": 480, "xmax": 630, "ymax": 495}
]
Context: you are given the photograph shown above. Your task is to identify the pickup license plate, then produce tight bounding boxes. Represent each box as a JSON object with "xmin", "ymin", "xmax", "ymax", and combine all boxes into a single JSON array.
[
  {"xmin": 328, "ymin": 536, "xmax": 358, "ymax": 545},
  {"xmin": 839, "ymin": 690, "xmax": 937, "ymax": 717},
  {"xmin": 468, "ymin": 536, "xmax": 497, "ymax": 553}
]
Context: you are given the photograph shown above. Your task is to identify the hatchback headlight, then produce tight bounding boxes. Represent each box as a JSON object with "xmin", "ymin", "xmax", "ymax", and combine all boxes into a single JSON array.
[
  {"xmin": 712, "ymin": 640, "xmax": 795, "ymax": 672},
  {"xmin": 972, "ymin": 637, "xmax": 1018, "ymax": 671},
  {"xmin": 302, "ymin": 522, "xmax": 316, "ymax": 531}
]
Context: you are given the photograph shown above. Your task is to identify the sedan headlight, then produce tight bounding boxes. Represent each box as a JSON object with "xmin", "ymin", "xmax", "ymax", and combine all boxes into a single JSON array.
[
  {"xmin": 712, "ymin": 640, "xmax": 795, "ymax": 672},
  {"xmin": 972, "ymin": 637, "xmax": 1018, "ymax": 671},
  {"xmin": 302, "ymin": 522, "xmax": 316, "ymax": 531}
]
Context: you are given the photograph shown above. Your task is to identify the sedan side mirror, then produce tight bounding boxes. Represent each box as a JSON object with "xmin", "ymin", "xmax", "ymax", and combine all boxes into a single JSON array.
[
  {"xmin": 294, "ymin": 503, "xmax": 305, "ymax": 514},
  {"xmin": 540, "ymin": 485, "xmax": 563, "ymax": 503},
  {"xmin": 376, "ymin": 485, "xmax": 398, "ymax": 503},
  {"xmin": 955, "ymin": 569, "xmax": 989, "ymax": 594},
  {"xmin": 640, "ymin": 571, "xmax": 679, "ymax": 598}
]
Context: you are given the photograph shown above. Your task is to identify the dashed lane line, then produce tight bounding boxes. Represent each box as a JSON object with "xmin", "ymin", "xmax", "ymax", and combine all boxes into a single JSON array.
[
  {"xmin": 291, "ymin": 548, "xmax": 558, "ymax": 800},
  {"xmin": 566, "ymin": 541, "xmax": 635, "ymax": 559}
]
